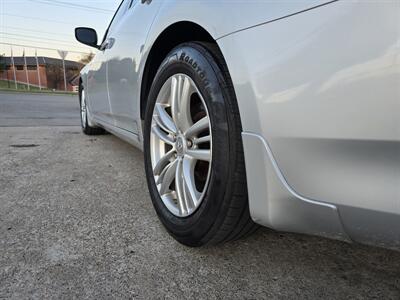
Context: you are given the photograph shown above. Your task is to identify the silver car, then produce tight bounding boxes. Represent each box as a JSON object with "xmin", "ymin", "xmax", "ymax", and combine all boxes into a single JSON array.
[{"xmin": 75, "ymin": 0, "xmax": 400, "ymax": 249}]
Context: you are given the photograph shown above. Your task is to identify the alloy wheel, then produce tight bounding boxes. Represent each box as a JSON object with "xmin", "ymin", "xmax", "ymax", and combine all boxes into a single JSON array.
[{"xmin": 150, "ymin": 74, "xmax": 212, "ymax": 217}]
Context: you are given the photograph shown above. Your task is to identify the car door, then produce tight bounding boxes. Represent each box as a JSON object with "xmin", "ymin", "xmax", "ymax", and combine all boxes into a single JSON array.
[
  {"xmin": 105, "ymin": 0, "xmax": 161, "ymax": 133},
  {"xmin": 85, "ymin": 0, "xmax": 131, "ymax": 126},
  {"xmin": 86, "ymin": 50, "xmax": 111, "ymax": 124}
]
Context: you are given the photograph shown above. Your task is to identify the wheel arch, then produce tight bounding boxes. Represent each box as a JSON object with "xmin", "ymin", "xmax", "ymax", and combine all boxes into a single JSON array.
[{"xmin": 140, "ymin": 21, "xmax": 224, "ymax": 121}]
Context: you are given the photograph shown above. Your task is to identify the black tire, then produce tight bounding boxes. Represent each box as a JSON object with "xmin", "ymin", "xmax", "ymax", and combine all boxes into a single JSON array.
[
  {"xmin": 143, "ymin": 42, "xmax": 258, "ymax": 246},
  {"xmin": 79, "ymin": 86, "xmax": 105, "ymax": 135}
]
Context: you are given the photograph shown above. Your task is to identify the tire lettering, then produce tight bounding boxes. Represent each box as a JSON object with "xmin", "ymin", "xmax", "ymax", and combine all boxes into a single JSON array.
[{"xmin": 179, "ymin": 52, "xmax": 212, "ymax": 92}]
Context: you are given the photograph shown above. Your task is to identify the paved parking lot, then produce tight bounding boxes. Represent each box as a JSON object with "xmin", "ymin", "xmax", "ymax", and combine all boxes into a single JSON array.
[
  {"xmin": 0, "ymin": 92, "xmax": 400, "ymax": 299},
  {"xmin": 0, "ymin": 92, "xmax": 79, "ymax": 127}
]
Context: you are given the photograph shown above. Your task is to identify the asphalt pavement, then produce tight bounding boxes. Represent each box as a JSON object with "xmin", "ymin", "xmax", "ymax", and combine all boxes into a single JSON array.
[
  {"xmin": 0, "ymin": 92, "xmax": 399, "ymax": 299},
  {"xmin": 0, "ymin": 92, "xmax": 79, "ymax": 127}
]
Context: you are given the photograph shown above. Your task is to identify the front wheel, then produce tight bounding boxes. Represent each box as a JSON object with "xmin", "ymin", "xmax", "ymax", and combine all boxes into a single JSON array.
[{"xmin": 143, "ymin": 42, "xmax": 258, "ymax": 247}]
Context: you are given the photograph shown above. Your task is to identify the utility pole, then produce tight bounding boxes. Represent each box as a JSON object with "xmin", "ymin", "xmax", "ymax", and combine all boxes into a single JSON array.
[
  {"xmin": 23, "ymin": 48, "xmax": 30, "ymax": 91},
  {"xmin": 35, "ymin": 49, "xmax": 42, "ymax": 90},
  {"xmin": 10, "ymin": 46, "xmax": 17, "ymax": 90},
  {"xmin": 57, "ymin": 50, "xmax": 68, "ymax": 91},
  {"xmin": 2, "ymin": 53, "xmax": 11, "ymax": 88}
]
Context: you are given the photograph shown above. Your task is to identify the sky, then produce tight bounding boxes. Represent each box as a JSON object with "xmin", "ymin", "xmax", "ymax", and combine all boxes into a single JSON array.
[{"xmin": 0, "ymin": 0, "xmax": 122, "ymax": 61}]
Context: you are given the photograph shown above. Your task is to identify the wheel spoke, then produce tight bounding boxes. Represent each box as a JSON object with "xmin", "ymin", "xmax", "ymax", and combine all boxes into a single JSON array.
[
  {"xmin": 170, "ymin": 76, "xmax": 180, "ymax": 127},
  {"xmin": 194, "ymin": 135, "xmax": 211, "ymax": 145},
  {"xmin": 182, "ymin": 157, "xmax": 200, "ymax": 208},
  {"xmin": 156, "ymin": 161, "xmax": 169, "ymax": 185},
  {"xmin": 159, "ymin": 159, "xmax": 178, "ymax": 195},
  {"xmin": 170, "ymin": 75, "xmax": 193, "ymax": 132},
  {"xmin": 154, "ymin": 104, "xmax": 177, "ymax": 134},
  {"xmin": 185, "ymin": 149, "xmax": 211, "ymax": 162},
  {"xmin": 177, "ymin": 76, "xmax": 192, "ymax": 132},
  {"xmin": 151, "ymin": 125, "xmax": 174, "ymax": 145},
  {"xmin": 184, "ymin": 116, "xmax": 209, "ymax": 138},
  {"xmin": 153, "ymin": 149, "xmax": 175, "ymax": 176},
  {"xmin": 174, "ymin": 159, "xmax": 187, "ymax": 215}
]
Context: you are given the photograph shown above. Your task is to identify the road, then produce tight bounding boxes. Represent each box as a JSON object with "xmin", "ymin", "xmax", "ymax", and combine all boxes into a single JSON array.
[
  {"xmin": 0, "ymin": 92, "xmax": 399, "ymax": 299},
  {"xmin": 0, "ymin": 92, "xmax": 79, "ymax": 127}
]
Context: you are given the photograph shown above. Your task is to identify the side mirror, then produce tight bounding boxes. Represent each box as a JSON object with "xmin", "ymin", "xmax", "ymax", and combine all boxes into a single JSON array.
[{"xmin": 75, "ymin": 27, "xmax": 99, "ymax": 49}]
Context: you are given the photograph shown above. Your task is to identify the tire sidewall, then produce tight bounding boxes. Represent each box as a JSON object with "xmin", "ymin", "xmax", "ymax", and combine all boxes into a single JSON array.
[{"xmin": 144, "ymin": 44, "xmax": 232, "ymax": 245}]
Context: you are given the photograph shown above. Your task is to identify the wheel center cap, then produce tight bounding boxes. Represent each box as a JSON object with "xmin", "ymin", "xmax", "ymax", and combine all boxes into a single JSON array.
[{"xmin": 176, "ymin": 136, "xmax": 185, "ymax": 155}]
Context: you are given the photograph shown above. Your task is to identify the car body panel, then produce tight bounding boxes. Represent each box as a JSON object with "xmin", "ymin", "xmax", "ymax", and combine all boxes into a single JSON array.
[
  {"xmin": 106, "ymin": 0, "xmax": 162, "ymax": 134},
  {"xmin": 82, "ymin": 0, "xmax": 335, "ymax": 135},
  {"xmin": 80, "ymin": 0, "xmax": 400, "ymax": 249},
  {"xmin": 148, "ymin": 0, "xmax": 331, "ymax": 39},
  {"xmin": 135, "ymin": 0, "xmax": 334, "ymax": 140},
  {"xmin": 242, "ymin": 132, "xmax": 351, "ymax": 242},
  {"xmin": 85, "ymin": 52, "xmax": 111, "ymax": 124},
  {"xmin": 218, "ymin": 0, "xmax": 400, "ymax": 248}
]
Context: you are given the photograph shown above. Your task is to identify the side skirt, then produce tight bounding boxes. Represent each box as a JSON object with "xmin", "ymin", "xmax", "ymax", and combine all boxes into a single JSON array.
[{"xmin": 92, "ymin": 116, "xmax": 144, "ymax": 151}]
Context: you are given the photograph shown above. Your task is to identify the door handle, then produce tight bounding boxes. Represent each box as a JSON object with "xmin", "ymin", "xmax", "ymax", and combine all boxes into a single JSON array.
[
  {"xmin": 141, "ymin": 0, "xmax": 152, "ymax": 4},
  {"xmin": 100, "ymin": 38, "xmax": 115, "ymax": 51}
]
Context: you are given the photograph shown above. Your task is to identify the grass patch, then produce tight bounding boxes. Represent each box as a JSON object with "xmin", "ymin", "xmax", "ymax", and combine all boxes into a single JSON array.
[{"xmin": 0, "ymin": 80, "xmax": 77, "ymax": 95}]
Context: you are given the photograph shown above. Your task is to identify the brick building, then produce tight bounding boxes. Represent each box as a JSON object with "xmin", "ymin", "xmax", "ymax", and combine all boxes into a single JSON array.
[{"xmin": 0, "ymin": 56, "xmax": 83, "ymax": 91}]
